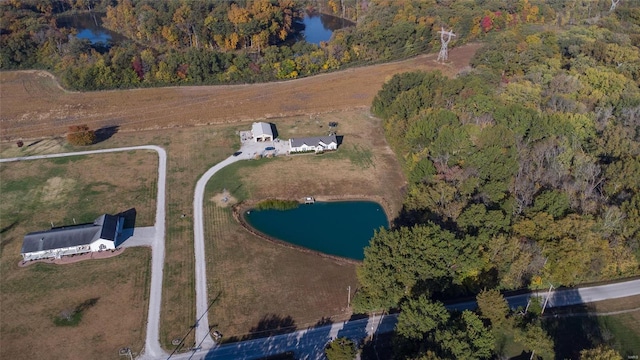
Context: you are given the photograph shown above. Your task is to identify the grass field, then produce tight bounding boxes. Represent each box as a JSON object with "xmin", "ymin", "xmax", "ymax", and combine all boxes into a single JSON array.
[
  {"xmin": 0, "ymin": 152, "xmax": 157, "ymax": 360},
  {"xmin": 0, "ymin": 44, "xmax": 482, "ymax": 141},
  {"xmin": 202, "ymin": 111, "xmax": 406, "ymax": 340}
]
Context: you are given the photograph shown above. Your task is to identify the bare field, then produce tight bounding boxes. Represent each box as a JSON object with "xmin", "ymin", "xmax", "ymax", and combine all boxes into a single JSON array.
[
  {"xmin": 0, "ymin": 44, "xmax": 481, "ymax": 140},
  {"xmin": 0, "ymin": 152, "xmax": 157, "ymax": 360}
]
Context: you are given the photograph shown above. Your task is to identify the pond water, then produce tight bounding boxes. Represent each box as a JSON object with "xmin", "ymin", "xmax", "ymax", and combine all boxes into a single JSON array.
[
  {"xmin": 57, "ymin": 13, "xmax": 127, "ymax": 46},
  {"xmin": 57, "ymin": 12, "xmax": 352, "ymax": 47},
  {"xmin": 244, "ymin": 201, "xmax": 388, "ymax": 260},
  {"xmin": 298, "ymin": 13, "xmax": 354, "ymax": 45}
]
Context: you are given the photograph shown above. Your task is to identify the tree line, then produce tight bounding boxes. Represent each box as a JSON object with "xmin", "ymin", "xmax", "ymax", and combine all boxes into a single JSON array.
[
  {"xmin": 355, "ymin": 3, "xmax": 640, "ymax": 359},
  {"xmin": 3, "ymin": 0, "xmax": 562, "ymax": 90}
]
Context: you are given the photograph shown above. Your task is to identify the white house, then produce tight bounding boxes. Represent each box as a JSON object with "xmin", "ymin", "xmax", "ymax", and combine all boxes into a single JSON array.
[
  {"xmin": 20, "ymin": 214, "xmax": 124, "ymax": 261},
  {"xmin": 251, "ymin": 122, "xmax": 274, "ymax": 142},
  {"xmin": 289, "ymin": 135, "xmax": 338, "ymax": 153}
]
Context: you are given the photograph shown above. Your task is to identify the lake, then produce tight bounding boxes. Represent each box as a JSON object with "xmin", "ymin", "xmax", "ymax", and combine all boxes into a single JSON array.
[{"xmin": 244, "ymin": 201, "xmax": 388, "ymax": 260}]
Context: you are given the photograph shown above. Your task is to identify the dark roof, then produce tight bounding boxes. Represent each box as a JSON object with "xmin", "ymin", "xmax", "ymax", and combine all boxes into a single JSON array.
[
  {"xmin": 21, "ymin": 214, "xmax": 120, "ymax": 254},
  {"xmin": 290, "ymin": 135, "xmax": 337, "ymax": 148}
]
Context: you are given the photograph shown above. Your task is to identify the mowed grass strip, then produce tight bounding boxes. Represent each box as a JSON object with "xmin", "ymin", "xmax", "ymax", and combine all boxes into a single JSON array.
[{"xmin": 0, "ymin": 151, "xmax": 157, "ymax": 360}]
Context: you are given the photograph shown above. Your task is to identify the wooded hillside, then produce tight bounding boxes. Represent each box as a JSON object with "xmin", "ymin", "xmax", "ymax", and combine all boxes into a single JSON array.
[{"xmin": 355, "ymin": 3, "xmax": 640, "ymax": 359}]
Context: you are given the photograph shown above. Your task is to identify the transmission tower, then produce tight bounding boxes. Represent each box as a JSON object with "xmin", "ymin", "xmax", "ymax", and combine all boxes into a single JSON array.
[
  {"xmin": 437, "ymin": 27, "xmax": 456, "ymax": 63},
  {"xmin": 610, "ymin": 0, "xmax": 620, "ymax": 12}
]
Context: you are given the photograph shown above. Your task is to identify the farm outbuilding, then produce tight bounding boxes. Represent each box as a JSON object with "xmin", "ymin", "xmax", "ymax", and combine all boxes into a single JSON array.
[
  {"xmin": 251, "ymin": 122, "xmax": 274, "ymax": 142},
  {"xmin": 289, "ymin": 135, "xmax": 338, "ymax": 153},
  {"xmin": 20, "ymin": 214, "xmax": 124, "ymax": 261}
]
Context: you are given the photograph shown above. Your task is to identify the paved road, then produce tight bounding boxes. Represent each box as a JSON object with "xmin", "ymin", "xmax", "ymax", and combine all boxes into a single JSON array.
[
  {"xmin": 1, "ymin": 146, "xmax": 169, "ymax": 359},
  {"xmin": 446, "ymin": 278, "xmax": 640, "ymax": 312},
  {"xmin": 170, "ymin": 278, "xmax": 640, "ymax": 360}
]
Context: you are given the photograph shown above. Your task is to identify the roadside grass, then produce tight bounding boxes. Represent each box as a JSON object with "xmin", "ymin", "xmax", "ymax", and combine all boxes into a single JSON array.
[{"xmin": 0, "ymin": 152, "xmax": 156, "ymax": 360}]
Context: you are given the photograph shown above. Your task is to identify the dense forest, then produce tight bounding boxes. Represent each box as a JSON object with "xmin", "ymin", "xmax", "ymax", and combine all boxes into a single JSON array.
[
  {"xmin": 2, "ymin": 0, "xmax": 552, "ymax": 90},
  {"xmin": 354, "ymin": 2, "xmax": 640, "ymax": 359}
]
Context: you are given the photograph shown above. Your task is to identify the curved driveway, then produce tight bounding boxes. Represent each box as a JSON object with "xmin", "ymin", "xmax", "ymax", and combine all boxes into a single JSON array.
[
  {"xmin": 193, "ymin": 154, "xmax": 246, "ymax": 349},
  {"xmin": 0, "ymin": 146, "xmax": 168, "ymax": 359}
]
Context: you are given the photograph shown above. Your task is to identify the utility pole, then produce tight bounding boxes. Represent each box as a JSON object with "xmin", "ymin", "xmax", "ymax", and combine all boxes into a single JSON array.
[
  {"xmin": 347, "ymin": 285, "xmax": 351, "ymax": 308},
  {"xmin": 541, "ymin": 283, "xmax": 554, "ymax": 315},
  {"xmin": 610, "ymin": 0, "xmax": 620, "ymax": 12},
  {"xmin": 437, "ymin": 27, "xmax": 456, "ymax": 63}
]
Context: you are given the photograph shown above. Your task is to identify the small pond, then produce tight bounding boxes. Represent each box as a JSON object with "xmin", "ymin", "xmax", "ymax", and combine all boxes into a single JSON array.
[
  {"xmin": 297, "ymin": 12, "xmax": 355, "ymax": 45},
  {"xmin": 57, "ymin": 12, "xmax": 352, "ymax": 48},
  {"xmin": 244, "ymin": 201, "xmax": 388, "ymax": 260},
  {"xmin": 57, "ymin": 13, "xmax": 127, "ymax": 46}
]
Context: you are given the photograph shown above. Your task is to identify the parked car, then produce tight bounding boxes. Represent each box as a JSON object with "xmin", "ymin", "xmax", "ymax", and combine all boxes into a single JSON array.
[
  {"xmin": 265, "ymin": 146, "xmax": 275, "ymax": 151},
  {"xmin": 233, "ymin": 151, "xmax": 242, "ymax": 156}
]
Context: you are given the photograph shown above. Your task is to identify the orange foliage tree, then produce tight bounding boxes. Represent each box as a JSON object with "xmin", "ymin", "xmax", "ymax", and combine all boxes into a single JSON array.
[{"xmin": 66, "ymin": 124, "xmax": 96, "ymax": 146}]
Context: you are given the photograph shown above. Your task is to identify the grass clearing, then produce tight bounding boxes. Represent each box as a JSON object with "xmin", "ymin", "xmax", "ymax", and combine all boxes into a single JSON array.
[
  {"xmin": 203, "ymin": 111, "xmax": 406, "ymax": 340},
  {"xmin": 0, "ymin": 152, "xmax": 156, "ymax": 360}
]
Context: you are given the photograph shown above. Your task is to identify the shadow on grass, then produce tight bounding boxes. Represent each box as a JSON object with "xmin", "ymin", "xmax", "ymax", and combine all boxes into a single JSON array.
[
  {"xmin": 53, "ymin": 297, "xmax": 100, "ymax": 327},
  {"xmin": 94, "ymin": 125, "xmax": 119, "ymax": 144},
  {"xmin": 225, "ymin": 314, "xmax": 297, "ymax": 343},
  {"xmin": 543, "ymin": 303, "xmax": 602, "ymax": 359}
]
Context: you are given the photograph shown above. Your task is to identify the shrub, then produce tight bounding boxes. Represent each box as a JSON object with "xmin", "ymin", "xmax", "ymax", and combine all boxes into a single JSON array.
[
  {"xmin": 66, "ymin": 124, "xmax": 96, "ymax": 146},
  {"xmin": 255, "ymin": 199, "xmax": 299, "ymax": 211}
]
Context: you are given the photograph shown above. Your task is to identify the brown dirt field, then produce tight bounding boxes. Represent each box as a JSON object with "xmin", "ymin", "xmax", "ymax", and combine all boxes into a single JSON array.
[
  {"xmin": 0, "ymin": 152, "xmax": 157, "ymax": 360},
  {"xmin": 0, "ymin": 44, "xmax": 481, "ymax": 141}
]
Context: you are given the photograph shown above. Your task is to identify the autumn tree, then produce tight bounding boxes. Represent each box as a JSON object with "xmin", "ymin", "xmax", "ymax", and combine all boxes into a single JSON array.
[
  {"xmin": 580, "ymin": 345, "xmax": 623, "ymax": 360},
  {"xmin": 325, "ymin": 337, "xmax": 356, "ymax": 360},
  {"xmin": 66, "ymin": 124, "xmax": 96, "ymax": 146}
]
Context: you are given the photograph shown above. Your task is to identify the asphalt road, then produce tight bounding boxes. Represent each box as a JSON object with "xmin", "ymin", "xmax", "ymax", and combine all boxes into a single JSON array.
[
  {"xmin": 1, "ymin": 146, "xmax": 169, "ymax": 359},
  {"xmin": 169, "ymin": 279, "xmax": 640, "ymax": 360}
]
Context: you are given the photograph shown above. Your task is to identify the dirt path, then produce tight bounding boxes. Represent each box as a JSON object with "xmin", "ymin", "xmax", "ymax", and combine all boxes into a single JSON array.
[{"xmin": 0, "ymin": 44, "xmax": 482, "ymax": 140}]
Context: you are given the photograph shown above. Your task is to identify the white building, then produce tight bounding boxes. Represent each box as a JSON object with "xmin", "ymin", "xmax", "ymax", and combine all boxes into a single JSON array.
[
  {"xmin": 20, "ymin": 214, "xmax": 124, "ymax": 261},
  {"xmin": 251, "ymin": 122, "xmax": 274, "ymax": 142},
  {"xmin": 289, "ymin": 135, "xmax": 338, "ymax": 153}
]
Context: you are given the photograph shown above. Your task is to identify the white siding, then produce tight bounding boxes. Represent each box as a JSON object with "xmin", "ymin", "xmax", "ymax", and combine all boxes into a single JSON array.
[{"xmin": 89, "ymin": 239, "xmax": 116, "ymax": 252}]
